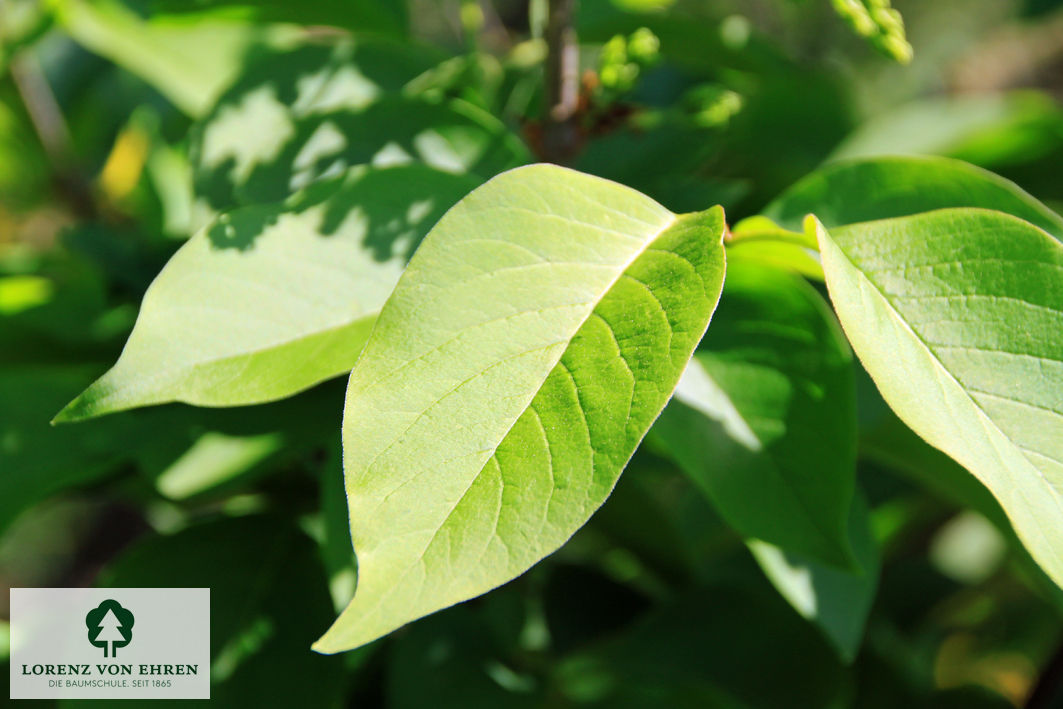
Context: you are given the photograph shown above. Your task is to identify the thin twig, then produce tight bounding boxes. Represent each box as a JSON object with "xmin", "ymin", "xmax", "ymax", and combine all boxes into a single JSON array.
[{"xmin": 541, "ymin": 0, "xmax": 580, "ymax": 163}]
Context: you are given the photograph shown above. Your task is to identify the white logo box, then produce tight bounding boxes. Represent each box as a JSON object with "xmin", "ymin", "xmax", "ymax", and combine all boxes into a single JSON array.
[{"xmin": 10, "ymin": 588, "xmax": 210, "ymax": 700}]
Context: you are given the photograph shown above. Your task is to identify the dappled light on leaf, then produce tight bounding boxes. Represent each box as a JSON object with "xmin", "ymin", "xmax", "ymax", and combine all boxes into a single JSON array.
[{"xmin": 189, "ymin": 40, "xmax": 529, "ymax": 212}]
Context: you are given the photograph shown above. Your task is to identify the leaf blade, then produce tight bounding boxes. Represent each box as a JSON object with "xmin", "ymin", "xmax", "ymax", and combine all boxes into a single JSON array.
[
  {"xmin": 815, "ymin": 208, "xmax": 1063, "ymax": 588},
  {"xmin": 315, "ymin": 165, "xmax": 727, "ymax": 652},
  {"xmin": 749, "ymin": 493, "xmax": 879, "ymax": 663},
  {"xmin": 764, "ymin": 155, "xmax": 1063, "ymax": 238},
  {"xmin": 56, "ymin": 165, "xmax": 480, "ymax": 421},
  {"xmin": 652, "ymin": 263, "xmax": 858, "ymax": 567}
]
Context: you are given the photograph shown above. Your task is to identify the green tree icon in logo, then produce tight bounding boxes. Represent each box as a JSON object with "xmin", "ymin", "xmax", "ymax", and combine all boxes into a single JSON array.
[{"xmin": 86, "ymin": 600, "xmax": 134, "ymax": 658}]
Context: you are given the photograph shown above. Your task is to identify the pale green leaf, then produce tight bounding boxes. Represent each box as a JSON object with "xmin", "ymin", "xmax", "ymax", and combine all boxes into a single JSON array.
[
  {"xmin": 55, "ymin": 164, "xmax": 479, "ymax": 421},
  {"xmin": 749, "ymin": 494, "xmax": 878, "ymax": 663},
  {"xmin": 52, "ymin": 0, "xmax": 299, "ymax": 117},
  {"xmin": 764, "ymin": 155, "xmax": 1063, "ymax": 237},
  {"xmin": 314, "ymin": 164, "xmax": 727, "ymax": 652},
  {"xmin": 815, "ymin": 208, "xmax": 1063, "ymax": 588},
  {"xmin": 652, "ymin": 262, "xmax": 857, "ymax": 567}
]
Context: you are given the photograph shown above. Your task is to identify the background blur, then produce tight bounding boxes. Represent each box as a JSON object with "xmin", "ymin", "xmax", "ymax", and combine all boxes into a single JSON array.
[{"xmin": 2, "ymin": 0, "xmax": 1063, "ymax": 706}]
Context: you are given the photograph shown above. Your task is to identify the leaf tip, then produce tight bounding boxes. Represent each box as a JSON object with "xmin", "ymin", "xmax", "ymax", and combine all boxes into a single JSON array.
[
  {"xmin": 309, "ymin": 638, "xmax": 336, "ymax": 656},
  {"xmin": 310, "ymin": 619, "xmax": 363, "ymax": 656},
  {"xmin": 51, "ymin": 376, "xmax": 120, "ymax": 424},
  {"xmin": 52, "ymin": 393, "xmax": 92, "ymax": 425}
]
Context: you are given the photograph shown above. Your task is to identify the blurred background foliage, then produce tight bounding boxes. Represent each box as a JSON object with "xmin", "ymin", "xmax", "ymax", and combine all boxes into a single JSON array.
[{"xmin": 2, "ymin": 0, "xmax": 1063, "ymax": 706}]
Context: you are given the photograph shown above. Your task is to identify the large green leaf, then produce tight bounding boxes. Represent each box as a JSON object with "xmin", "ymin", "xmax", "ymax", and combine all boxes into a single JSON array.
[
  {"xmin": 189, "ymin": 41, "xmax": 527, "ymax": 211},
  {"xmin": 314, "ymin": 164, "xmax": 727, "ymax": 652},
  {"xmin": 652, "ymin": 262, "xmax": 857, "ymax": 567},
  {"xmin": 55, "ymin": 164, "xmax": 479, "ymax": 421},
  {"xmin": 764, "ymin": 155, "xmax": 1063, "ymax": 237},
  {"xmin": 815, "ymin": 208, "xmax": 1063, "ymax": 588}
]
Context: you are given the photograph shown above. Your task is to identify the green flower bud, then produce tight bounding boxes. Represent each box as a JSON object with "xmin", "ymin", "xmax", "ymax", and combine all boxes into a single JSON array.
[
  {"xmin": 627, "ymin": 28, "xmax": 660, "ymax": 64},
  {"xmin": 600, "ymin": 35, "xmax": 628, "ymax": 67},
  {"xmin": 830, "ymin": 0, "xmax": 912, "ymax": 64}
]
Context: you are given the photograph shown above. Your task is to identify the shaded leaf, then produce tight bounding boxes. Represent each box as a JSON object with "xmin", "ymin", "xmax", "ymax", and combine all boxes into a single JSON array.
[
  {"xmin": 315, "ymin": 165, "xmax": 727, "ymax": 652},
  {"xmin": 553, "ymin": 585, "xmax": 847, "ymax": 708},
  {"xmin": 749, "ymin": 494, "xmax": 879, "ymax": 662},
  {"xmin": 764, "ymin": 155, "xmax": 1063, "ymax": 237},
  {"xmin": 0, "ymin": 366, "xmax": 168, "ymax": 534},
  {"xmin": 831, "ymin": 91, "xmax": 1063, "ymax": 169},
  {"xmin": 388, "ymin": 604, "xmax": 542, "ymax": 709},
  {"xmin": 140, "ymin": 0, "xmax": 407, "ymax": 37},
  {"xmin": 653, "ymin": 262, "xmax": 858, "ymax": 567},
  {"xmin": 51, "ymin": 0, "xmax": 296, "ymax": 117}
]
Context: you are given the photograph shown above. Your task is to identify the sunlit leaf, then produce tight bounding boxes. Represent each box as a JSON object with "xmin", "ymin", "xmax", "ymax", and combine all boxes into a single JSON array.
[
  {"xmin": 315, "ymin": 164, "xmax": 727, "ymax": 652},
  {"xmin": 815, "ymin": 208, "xmax": 1063, "ymax": 588},
  {"xmin": 725, "ymin": 215, "xmax": 823, "ymax": 279},
  {"xmin": 56, "ymin": 165, "xmax": 479, "ymax": 421},
  {"xmin": 51, "ymin": 0, "xmax": 298, "ymax": 117}
]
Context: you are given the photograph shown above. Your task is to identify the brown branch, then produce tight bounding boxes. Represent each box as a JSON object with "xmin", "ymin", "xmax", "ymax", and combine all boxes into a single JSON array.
[{"xmin": 541, "ymin": 0, "xmax": 580, "ymax": 164}]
